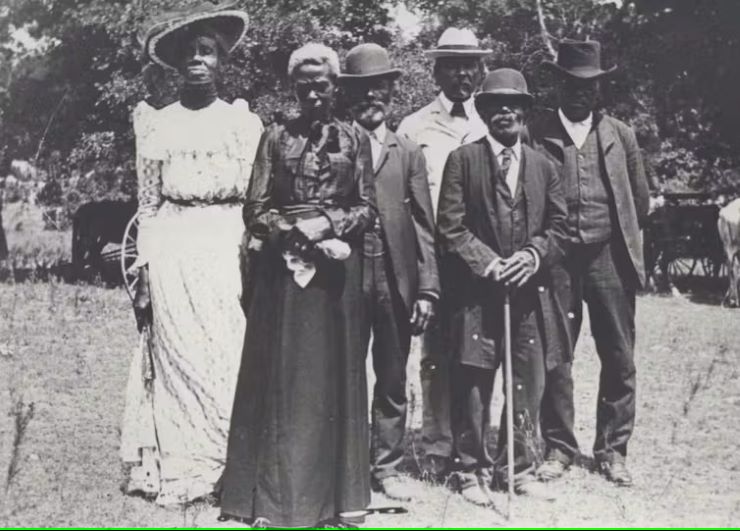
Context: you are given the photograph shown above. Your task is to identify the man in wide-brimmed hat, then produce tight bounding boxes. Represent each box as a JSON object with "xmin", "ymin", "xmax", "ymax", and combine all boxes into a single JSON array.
[
  {"xmin": 396, "ymin": 27, "xmax": 491, "ymax": 481},
  {"xmin": 437, "ymin": 68, "xmax": 568, "ymax": 506},
  {"xmin": 339, "ymin": 43, "xmax": 439, "ymax": 502},
  {"xmin": 531, "ymin": 39, "xmax": 649, "ymax": 487}
]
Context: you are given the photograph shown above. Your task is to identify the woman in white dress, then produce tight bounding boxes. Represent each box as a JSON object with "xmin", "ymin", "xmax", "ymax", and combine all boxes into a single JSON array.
[{"xmin": 121, "ymin": 5, "xmax": 263, "ymax": 505}]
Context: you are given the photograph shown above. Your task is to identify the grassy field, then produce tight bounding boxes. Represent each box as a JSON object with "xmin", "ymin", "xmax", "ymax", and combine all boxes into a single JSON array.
[{"xmin": 0, "ymin": 280, "xmax": 739, "ymax": 528}]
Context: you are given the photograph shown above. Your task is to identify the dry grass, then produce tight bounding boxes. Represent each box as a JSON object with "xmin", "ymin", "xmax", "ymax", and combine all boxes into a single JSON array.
[{"xmin": 0, "ymin": 281, "xmax": 739, "ymax": 527}]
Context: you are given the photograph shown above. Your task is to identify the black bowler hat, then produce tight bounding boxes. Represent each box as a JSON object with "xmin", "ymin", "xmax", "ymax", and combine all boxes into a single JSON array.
[
  {"xmin": 544, "ymin": 39, "xmax": 617, "ymax": 79},
  {"xmin": 474, "ymin": 68, "xmax": 533, "ymax": 114},
  {"xmin": 338, "ymin": 43, "xmax": 403, "ymax": 81}
]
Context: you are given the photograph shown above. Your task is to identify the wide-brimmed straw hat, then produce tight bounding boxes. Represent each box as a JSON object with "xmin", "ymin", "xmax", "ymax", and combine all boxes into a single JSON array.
[
  {"xmin": 145, "ymin": 1, "xmax": 249, "ymax": 70},
  {"xmin": 424, "ymin": 27, "xmax": 492, "ymax": 59},
  {"xmin": 543, "ymin": 39, "xmax": 617, "ymax": 79},
  {"xmin": 338, "ymin": 43, "xmax": 402, "ymax": 81},
  {"xmin": 474, "ymin": 68, "xmax": 533, "ymax": 113}
]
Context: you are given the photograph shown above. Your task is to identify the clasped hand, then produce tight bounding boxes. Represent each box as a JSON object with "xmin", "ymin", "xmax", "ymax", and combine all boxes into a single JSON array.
[{"xmin": 484, "ymin": 250, "xmax": 538, "ymax": 287}]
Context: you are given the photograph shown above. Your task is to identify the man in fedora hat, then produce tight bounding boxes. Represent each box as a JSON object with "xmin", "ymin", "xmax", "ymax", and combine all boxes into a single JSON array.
[
  {"xmin": 396, "ymin": 27, "xmax": 490, "ymax": 480},
  {"xmin": 339, "ymin": 43, "xmax": 440, "ymax": 501},
  {"xmin": 531, "ymin": 39, "xmax": 650, "ymax": 487},
  {"xmin": 437, "ymin": 68, "xmax": 568, "ymax": 505}
]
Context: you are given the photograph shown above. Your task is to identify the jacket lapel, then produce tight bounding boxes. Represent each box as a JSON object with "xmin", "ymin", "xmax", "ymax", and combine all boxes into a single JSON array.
[{"xmin": 374, "ymin": 130, "xmax": 396, "ymax": 176}]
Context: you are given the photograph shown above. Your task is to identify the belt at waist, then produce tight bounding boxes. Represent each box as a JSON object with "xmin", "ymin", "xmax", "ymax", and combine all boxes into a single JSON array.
[{"xmin": 164, "ymin": 195, "xmax": 242, "ymax": 207}]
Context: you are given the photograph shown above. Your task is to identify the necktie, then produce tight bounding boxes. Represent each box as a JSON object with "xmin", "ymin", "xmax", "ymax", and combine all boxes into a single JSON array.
[
  {"xmin": 450, "ymin": 101, "xmax": 467, "ymax": 119},
  {"xmin": 500, "ymin": 147, "xmax": 513, "ymax": 176},
  {"xmin": 500, "ymin": 147, "xmax": 516, "ymax": 194}
]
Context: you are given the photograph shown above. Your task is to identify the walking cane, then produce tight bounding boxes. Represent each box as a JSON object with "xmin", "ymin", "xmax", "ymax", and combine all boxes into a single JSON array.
[{"xmin": 503, "ymin": 286, "xmax": 515, "ymax": 520}]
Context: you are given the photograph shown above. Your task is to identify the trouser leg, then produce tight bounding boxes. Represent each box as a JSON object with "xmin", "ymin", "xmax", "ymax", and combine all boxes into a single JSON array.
[
  {"xmin": 494, "ymin": 305, "xmax": 546, "ymax": 485},
  {"xmin": 583, "ymin": 240, "xmax": 637, "ymax": 462},
  {"xmin": 369, "ymin": 254, "xmax": 412, "ymax": 479},
  {"xmin": 420, "ymin": 323, "xmax": 453, "ymax": 467},
  {"xmin": 450, "ymin": 363, "xmax": 494, "ymax": 487},
  {"xmin": 540, "ymin": 251, "xmax": 584, "ymax": 463}
]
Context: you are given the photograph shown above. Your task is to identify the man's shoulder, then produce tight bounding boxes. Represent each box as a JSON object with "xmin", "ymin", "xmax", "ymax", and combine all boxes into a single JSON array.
[
  {"xmin": 397, "ymin": 99, "xmax": 442, "ymax": 133},
  {"xmin": 522, "ymin": 143, "xmax": 556, "ymax": 171},
  {"xmin": 450, "ymin": 137, "xmax": 487, "ymax": 158},
  {"xmin": 598, "ymin": 113, "xmax": 635, "ymax": 137},
  {"xmin": 528, "ymin": 108, "xmax": 561, "ymax": 141},
  {"xmin": 390, "ymin": 129, "xmax": 423, "ymax": 154}
]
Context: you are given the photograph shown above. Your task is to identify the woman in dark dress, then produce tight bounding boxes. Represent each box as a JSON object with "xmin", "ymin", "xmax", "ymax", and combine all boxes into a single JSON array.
[{"xmin": 220, "ymin": 43, "xmax": 377, "ymax": 528}]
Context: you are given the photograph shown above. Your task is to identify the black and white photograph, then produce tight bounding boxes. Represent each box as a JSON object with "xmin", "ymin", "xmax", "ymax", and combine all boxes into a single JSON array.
[{"xmin": 0, "ymin": 0, "xmax": 738, "ymax": 527}]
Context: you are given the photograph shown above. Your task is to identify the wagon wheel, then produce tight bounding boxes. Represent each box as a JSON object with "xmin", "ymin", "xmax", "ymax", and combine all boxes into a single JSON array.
[
  {"xmin": 121, "ymin": 212, "xmax": 140, "ymax": 301},
  {"xmin": 667, "ymin": 257, "xmax": 693, "ymax": 278}
]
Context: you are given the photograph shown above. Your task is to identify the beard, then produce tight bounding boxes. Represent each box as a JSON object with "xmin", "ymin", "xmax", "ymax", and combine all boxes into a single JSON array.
[{"xmin": 353, "ymin": 101, "xmax": 387, "ymax": 129}]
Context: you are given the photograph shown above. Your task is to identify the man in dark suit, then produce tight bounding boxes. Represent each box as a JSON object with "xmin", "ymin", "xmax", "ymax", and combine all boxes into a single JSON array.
[
  {"xmin": 437, "ymin": 69, "xmax": 568, "ymax": 506},
  {"xmin": 339, "ymin": 43, "xmax": 440, "ymax": 502},
  {"xmin": 531, "ymin": 39, "xmax": 650, "ymax": 486}
]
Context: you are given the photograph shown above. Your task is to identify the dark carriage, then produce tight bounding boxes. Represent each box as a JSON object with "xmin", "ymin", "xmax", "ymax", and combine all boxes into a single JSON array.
[
  {"xmin": 71, "ymin": 200, "xmax": 139, "ymax": 294},
  {"xmin": 643, "ymin": 192, "xmax": 725, "ymax": 290}
]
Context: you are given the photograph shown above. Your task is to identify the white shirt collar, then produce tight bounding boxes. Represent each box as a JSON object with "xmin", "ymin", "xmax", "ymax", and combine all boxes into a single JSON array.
[
  {"xmin": 354, "ymin": 120, "xmax": 387, "ymax": 144},
  {"xmin": 486, "ymin": 135, "xmax": 521, "ymax": 160},
  {"xmin": 438, "ymin": 92, "xmax": 475, "ymax": 118},
  {"xmin": 558, "ymin": 108, "xmax": 593, "ymax": 129}
]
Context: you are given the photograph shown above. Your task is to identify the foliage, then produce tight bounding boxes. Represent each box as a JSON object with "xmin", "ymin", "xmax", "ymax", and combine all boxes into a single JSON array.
[{"xmin": 2, "ymin": 0, "xmax": 740, "ymax": 207}]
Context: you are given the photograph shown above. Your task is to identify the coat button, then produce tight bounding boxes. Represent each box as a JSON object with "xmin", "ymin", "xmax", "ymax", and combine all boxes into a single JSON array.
[
  {"xmin": 528, "ymin": 338, "xmax": 535, "ymax": 344},
  {"xmin": 538, "ymin": 286, "xmax": 545, "ymax": 292},
  {"xmin": 472, "ymin": 334, "xmax": 479, "ymax": 340},
  {"xmin": 516, "ymin": 384, "xmax": 523, "ymax": 390},
  {"xmin": 567, "ymin": 312, "xmax": 575, "ymax": 319}
]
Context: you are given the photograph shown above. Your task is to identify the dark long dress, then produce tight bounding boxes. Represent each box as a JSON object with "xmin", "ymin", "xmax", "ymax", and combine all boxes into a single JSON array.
[{"xmin": 221, "ymin": 118, "xmax": 376, "ymax": 528}]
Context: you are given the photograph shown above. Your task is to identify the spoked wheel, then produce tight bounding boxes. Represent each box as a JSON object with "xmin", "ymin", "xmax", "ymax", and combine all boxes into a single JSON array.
[{"xmin": 121, "ymin": 212, "xmax": 140, "ymax": 301}]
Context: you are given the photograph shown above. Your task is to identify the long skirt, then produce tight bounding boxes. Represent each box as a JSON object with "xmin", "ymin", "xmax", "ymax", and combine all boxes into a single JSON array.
[
  {"xmin": 120, "ymin": 202, "xmax": 246, "ymax": 505},
  {"xmin": 220, "ymin": 244, "xmax": 370, "ymax": 528}
]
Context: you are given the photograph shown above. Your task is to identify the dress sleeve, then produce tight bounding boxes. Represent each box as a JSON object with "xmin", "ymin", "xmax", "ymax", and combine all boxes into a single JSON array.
[
  {"xmin": 132, "ymin": 103, "xmax": 163, "ymax": 268},
  {"xmin": 233, "ymin": 99, "xmax": 265, "ymax": 198},
  {"xmin": 243, "ymin": 125, "xmax": 290, "ymax": 239}
]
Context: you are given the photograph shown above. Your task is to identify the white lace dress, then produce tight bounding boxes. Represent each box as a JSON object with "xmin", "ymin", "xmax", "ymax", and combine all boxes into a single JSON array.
[{"xmin": 121, "ymin": 98, "xmax": 263, "ymax": 505}]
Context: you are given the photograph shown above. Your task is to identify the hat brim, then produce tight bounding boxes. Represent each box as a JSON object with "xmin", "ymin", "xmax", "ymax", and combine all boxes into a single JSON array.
[
  {"xmin": 148, "ymin": 10, "xmax": 249, "ymax": 70},
  {"xmin": 543, "ymin": 61, "xmax": 617, "ymax": 79},
  {"xmin": 424, "ymin": 49, "xmax": 492, "ymax": 59},
  {"xmin": 337, "ymin": 69, "xmax": 403, "ymax": 81},
  {"xmin": 475, "ymin": 91, "xmax": 533, "ymax": 109}
]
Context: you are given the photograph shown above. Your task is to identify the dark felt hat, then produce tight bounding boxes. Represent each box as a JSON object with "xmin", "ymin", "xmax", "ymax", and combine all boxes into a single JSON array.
[
  {"xmin": 544, "ymin": 39, "xmax": 617, "ymax": 79},
  {"xmin": 474, "ymin": 68, "xmax": 533, "ymax": 112},
  {"xmin": 338, "ymin": 43, "xmax": 402, "ymax": 81}
]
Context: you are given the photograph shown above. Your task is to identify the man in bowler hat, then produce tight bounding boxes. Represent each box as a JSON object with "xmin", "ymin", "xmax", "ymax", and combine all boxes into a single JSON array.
[
  {"xmin": 437, "ymin": 68, "xmax": 568, "ymax": 505},
  {"xmin": 531, "ymin": 39, "xmax": 650, "ymax": 486},
  {"xmin": 339, "ymin": 43, "xmax": 440, "ymax": 501}
]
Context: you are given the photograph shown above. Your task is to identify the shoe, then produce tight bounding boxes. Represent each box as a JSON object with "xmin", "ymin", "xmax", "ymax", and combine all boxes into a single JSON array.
[
  {"xmin": 515, "ymin": 479, "xmax": 557, "ymax": 501},
  {"xmin": 420, "ymin": 454, "xmax": 450, "ymax": 483},
  {"xmin": 597, "ymin": 458, "xmax": 633, "ymax": 487},
  {"xmin": 375, "ymin": 475, "xmax": 417, "ymax": 502},
  {"xmin": 536, "ymin": 455, "xmax": 571, "ymax": 482},
  {"xmin": 460, "ymin": 482, "xmax": 494, "ymax": 507}
]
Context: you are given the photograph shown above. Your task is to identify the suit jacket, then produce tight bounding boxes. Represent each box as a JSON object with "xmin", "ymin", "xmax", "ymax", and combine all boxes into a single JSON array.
[
  {"xmin": 530, "ymin": 110, "xmax": 650, "ymax": 287},
  {"xmin": 396, "ymin": 95, "xmax": 488, "ymax": 215},
  {"xmin": 373, "ymin": 129, "xmax": 440, "ymax": 311},
  {"xmin": 436, "ymin": 137, "xmax": 570, "ymax": 369}
]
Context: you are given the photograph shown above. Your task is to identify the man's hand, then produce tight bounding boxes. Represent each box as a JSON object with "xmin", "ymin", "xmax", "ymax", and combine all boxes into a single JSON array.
[
  {"xmin": 498, "ymin": 250, "xmax": 538, "ymax": 287},
  {"xmin": 410, "ymin": 298, "xmax": 436, "ymax": 336},
  {"xmin": 294, "ymin": 216, "xmax": 332, "ymax": 242},
  {"xmin": 484, "ymin": 258, "xmax": 506, "ymax": 282}
]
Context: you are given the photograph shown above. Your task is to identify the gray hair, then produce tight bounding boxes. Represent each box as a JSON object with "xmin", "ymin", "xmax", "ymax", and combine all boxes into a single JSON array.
[{"xmin": 287, "ymin": 42, "xmax": 340, "ymax": 79}]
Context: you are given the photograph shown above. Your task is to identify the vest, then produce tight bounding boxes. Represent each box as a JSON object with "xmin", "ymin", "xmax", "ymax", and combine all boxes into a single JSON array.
[
  {"xmin": 495, "ymin": 165, "xmax": 528, "ymax": 258},
  {"xmin": 563, "ymin": 127, "xmax": 612, "ymax": 243}
]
